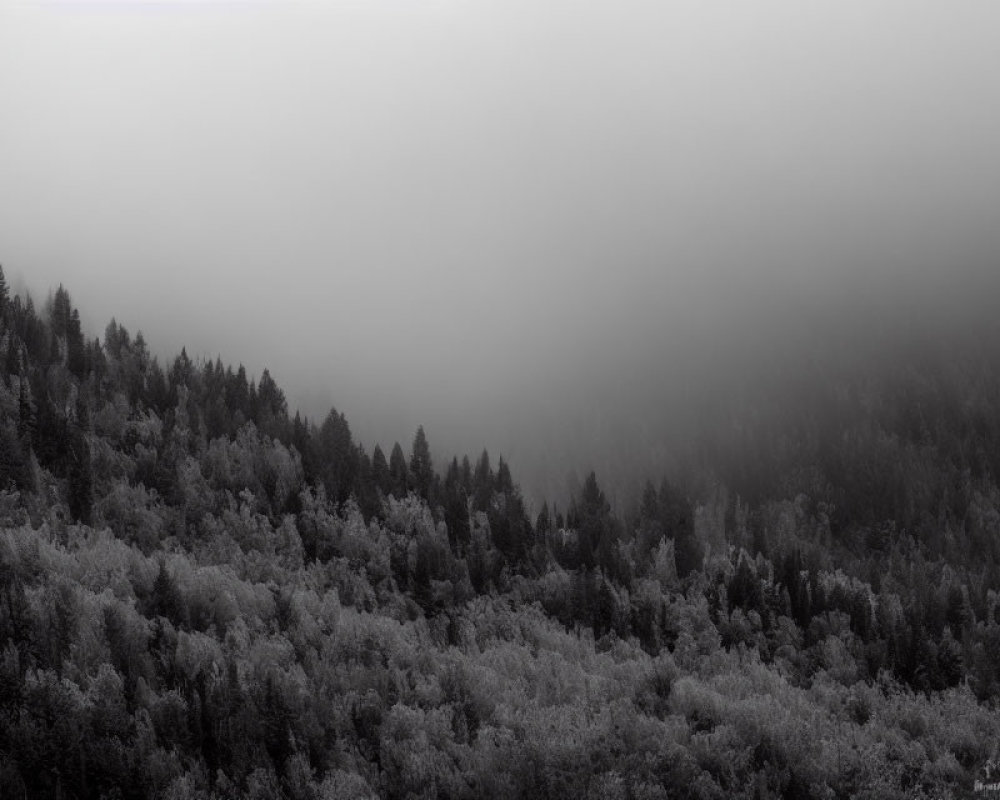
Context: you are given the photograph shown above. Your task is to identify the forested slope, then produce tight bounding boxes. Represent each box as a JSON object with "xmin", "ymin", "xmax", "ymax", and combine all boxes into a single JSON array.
[{"xmin": 2, "ymin": 271, "xmax": 1000, "ymax": 799}]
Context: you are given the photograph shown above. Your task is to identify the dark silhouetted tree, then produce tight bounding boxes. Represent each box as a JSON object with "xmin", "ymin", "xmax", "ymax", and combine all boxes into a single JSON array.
[
  {"xmin": 317, "ymin": 408, "xmax": 356, "ymax": 505},
  {"xmin": 67, "ymin": 399, "xmax": 94, "ymax": 525},
  {"xmin": 410, "ymin": 425, "xmax": 433, "ymax": 500},
  {"xmin": 0, "ymin": 264, "xmax": 7, "ymax": 324},
  {"xmin": 388, "ymin": 442, "xmax": 408, "ymax": 498},
  {"xmin": 472, "ymin": 450, "xmax": 493, "ymax": 512},
  {"xmin": 372, "ymin": 444, "xmax": 390, "ymax": 495}
]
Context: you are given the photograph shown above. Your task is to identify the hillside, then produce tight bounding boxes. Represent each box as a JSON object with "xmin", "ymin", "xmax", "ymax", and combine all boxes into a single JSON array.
[{"xmin": 2, "ymin": 272, "xmax": 1000, "ymax": 799}]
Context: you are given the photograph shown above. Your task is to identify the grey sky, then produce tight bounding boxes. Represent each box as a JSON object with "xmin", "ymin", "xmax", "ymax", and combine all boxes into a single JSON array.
[{"xmin": 3, "ymin": 1, "xmax": 1000, "ymax": 504}]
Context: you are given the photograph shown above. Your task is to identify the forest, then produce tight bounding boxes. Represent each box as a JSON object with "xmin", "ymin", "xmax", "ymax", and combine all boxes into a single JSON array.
[{"xmin": 2, "ymin": 269, "xmax": 1000, "ymax": 799}]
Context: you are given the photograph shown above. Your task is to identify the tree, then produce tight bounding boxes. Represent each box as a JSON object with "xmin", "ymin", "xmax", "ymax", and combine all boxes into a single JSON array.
[
  {"xmin": 372, "ymin": 444, "xmax": 390, "ymax": 495},
  {"xmin": 150, "ymin": 561, "xmax": 186, "ymax": 627},
  {"xmin": 0, "ymin": 424, "xmax": 28, "ymax": 490},
  {"xmin": 316, "ymin": 408, "xmax": 356, "ymax": 505},
  {"xmin": 17, "ymin": 379, "xmax": 35, "ymax": 444},
  {"xmin": 256, "ymin": 368, "xmax": 288, "ymax": 438},
  {"xmin": 67, "ymin": 309, "xmax": 86, "ymax": 379},
  {"xmin": 388, "ymin": 442, "xmax": 409, "ymax": 498},
  {"xmin": 291, "ymin": 412, "xmax": 318, "ymax": 484},
  {"xmin": 0, "ymin": 264, "xmax": 8, "ymax": 324},
  {"xmin": 636, "ymin": 480, "xmax": 664, "ymax": 563},
  {"xmin": 50, "ymin": 284, "xmax": 72, "ymax": 341},
  {"xmin": 409, "ymin": 426, "xmax": 433, "ymax": 499},
  {"xmin": 5, "ymin": 336, "xmax": 21, "ymax": 378},
  {"xmin": 67, "ymin": 397, "xmax": 94, "ymax": 524},
  {"xmin": 495, "ymin": 457, "xmax": 513, "ymax": 494},
  {"xmin": 354, "ymin": 445, "xmax": 381, "ymax": 519},
  {"xmin": 662, "ymin": 480, "xmax": 700, "ymax": 578},
  {"xmin": 575, "ymin": 472, "xmax": 615, "ymax": 572},
  {"xmin": 472, "ymin": 450, "xmax": 493, "ymax": 512},
  {"xmin": 536, "ymin": 502, "xmax": 552, "ymax": 536},
  {"xmin": 443, "ymin": 457, "xmax": 470, "ymax": 553}
]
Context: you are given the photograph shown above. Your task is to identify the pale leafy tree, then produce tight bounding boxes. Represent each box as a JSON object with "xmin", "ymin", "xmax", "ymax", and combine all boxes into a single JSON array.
[{"xmin": 651, "ymin": 536, "xmax": 679, "ymax": 590}]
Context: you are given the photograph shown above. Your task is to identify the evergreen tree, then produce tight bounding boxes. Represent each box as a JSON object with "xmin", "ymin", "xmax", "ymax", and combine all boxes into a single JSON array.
[
  {"xmin": 5, "ymin": 336, "xmax": 21, "ymax": 378},
  {"xmin": 472, "ymin": 450, "xmax": 493, "ymax": 512},
  {"xmin": 256, "ymin": 368, "xmax": 288, "ymax": 438},
  {"xmin": 388, "ymin": 442, "xmax": 408, "ymax": 498},
  {"xmin": 662, "ymin": 479, "xmax": 700, "ymax": 578},
  {"xmin": 372, "ymin": 444, "xmax": 390, "ymax": 495},
  {"xmin": 291, "ymin": 412, "xmax": 317, "ymax": 484},
  {"xmin": 146, "ymin": 358, "xmax": 170, "ymax": 414},
  {"xmin": 636, "ymin": 480, "xmax": 664, "ymax": 562},
  {"xmin": 17, "ymin": 379, "xmax": 35, "ymax": 444},
  {"xmin": 536, "ymin": 502, "xmax": 552, "ymax": 535},
  {"xmin": 0, "ymin": 424, "xmax": 27, "ymax": 490},
  {"xmin": 317, "ymin": 408, "xmax": 356, "ymax": 505},
  {"xmin": 67, "ymin": 403, "xmax": 94, "ymax": 524},
  {"xmin": 576, "ymin": 471, "xmax": 615, "ymax": 571},
  {"xmin": 0, "ymin": 264, "xmax": 7, "ymax": 324},
  {"xmin": 409, "ymin": 425, "xmax": 433, "ymax": 499},
  {"xmin": 67, "ymin": 309, "xmax": 86, "ymax": 379},
  {"xmin": 50, "ymin": 284, "xmax": 72, "ymax": 340},
  {"xmin": 354, "ymin": 445, "xmax": 380, "ymax": 519},
  {"xmin": 443, "ymin": 457, "xmax": 470, "ymax": 553},
  {"xmin": 150, "ymin": 560, "xmax": 185, "ymax": 626},
  {"xmin": 460, "ymin": 455, "xmax": 472, "ymax": 492}
]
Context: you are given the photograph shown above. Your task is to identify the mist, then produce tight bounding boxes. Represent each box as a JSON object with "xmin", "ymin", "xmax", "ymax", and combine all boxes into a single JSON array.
[{"xmin": 3, "ymin": 0, "xmax": 1000, "ymax": 508}]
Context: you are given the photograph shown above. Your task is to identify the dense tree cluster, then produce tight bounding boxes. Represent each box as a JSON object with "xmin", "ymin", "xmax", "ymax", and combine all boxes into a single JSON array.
[{"xmin": 2, "ymin": 272, "xmax": 1000, "ymax": 798}]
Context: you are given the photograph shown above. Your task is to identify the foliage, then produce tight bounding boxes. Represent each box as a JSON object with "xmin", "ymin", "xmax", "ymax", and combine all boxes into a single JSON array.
[{"xmin": 2, "ymin": 280, "xmax": 1000, "ymax": 797}]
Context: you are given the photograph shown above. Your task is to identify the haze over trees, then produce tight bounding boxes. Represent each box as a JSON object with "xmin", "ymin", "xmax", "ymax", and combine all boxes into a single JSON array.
[{"xmin": 2, "ymin": 274, "xmax": 1000, "ymax": 798}]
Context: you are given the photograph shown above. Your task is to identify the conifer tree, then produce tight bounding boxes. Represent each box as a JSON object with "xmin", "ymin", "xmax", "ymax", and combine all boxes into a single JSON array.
[
  {"xmin": 372, "ymin": 444, "xmax": 390, "ymax": 494},
  {"xmin": 536, "ymin": 502, "xmax": 551, "ymax": 535},
  {"xmin": 388, "ymin": 442, "xmax": 408, "ymax": 498},
  {"xmin": 317, "ymin": 408, "xmax": 356, "ymax": 505},
  {"xmin": 444, "ymin": 456, "xmax": 470, "ymax": 552},
  {"xmin": 50, "ymin": 284, "xmax": 72, "ymax": 340},
  {"xmin": 67, "ymin": 309, "xmax": 86, "ymax": 379},
  {"xmin": 472, "ymin": 450, "xmax": 493, "ymax": 512},
  {"xmin": 17, "ymin": 379, "xmax": 35, "ymax": 444},
  {"xmin": 355, "ymin": 445, "xmax": 380, "ymax": 518},
  {"xmin": 410, "ymin": 426, "xmax": 433, "ymax": 499},
  {"xmin": 67, "ymin": 397, "xmax": 94, "ymax": 525},
  {"xmin": 6, "ymin": 337, "xmax": 22, "ymax": 379},
  {"xmin": 0, "ymin": 264, "xmax": 8, "ymax": 324},
  {"xmin": 496, "ymin": 456, "xmax": 513, "ymax": 494}
]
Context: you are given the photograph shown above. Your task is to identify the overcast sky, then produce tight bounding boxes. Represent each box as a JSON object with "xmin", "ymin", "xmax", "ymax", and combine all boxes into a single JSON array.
[{"xmin": 3, "ymin": 1, "xmax": 1000, "ymax": 503}]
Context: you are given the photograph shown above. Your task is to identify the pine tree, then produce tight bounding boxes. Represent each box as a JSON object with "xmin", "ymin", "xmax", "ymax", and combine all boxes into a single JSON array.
[
  {"xmin": 662, "ymin": 480, "xmax": 700, "ymax": 578},
  {"xmin": 291, "ymin": 412, "xmax": 318, "ymax": 484},
  {"xmin": 67, "ymin": 308, "xmax": 86, "ymax": 379},
  {"xmin": 443, "ymin": 457, "xmax": 470, "ymax": 552},
  {"xmin": 536, "ymin": 501, "xmax": 551, "ymax": 535},
  {"xmin": 0, "ymin": 424, "xmax": 27, "ymax": 490},
  {"xmin": 472, "ymin": 450, "xmax": 493, "ymax": 512},
  {"xmin": 50, "ymin": 284, "xmax": 72, "ymax": 340},
  {"xmin": 0, "ymin": 263, "xmax": 8, "ymax": 324},
  {"xmin": 355, "ymin": 445, "xmax": 380, "ymax": 519},
  {"xmin": 372, "ymin": 444, "xmax": 390, "ymax": 494},
  {"xmin": 317, "ymin": 408, "xmax": 356, "ymax": 505},
  {"xmin": 388, "ymin": 442, "xmax": 408, "ymax": 498},
  {"xmin": 409, "ymin": 426, "xmax": 433, "ymax": 499},
  {"xmin": 495, "ymin": 457, "xmax": 513, "ymax": 494},
  {"xmin": 256, "ymin": 368, "xmax": 287, "ymax": 438},
  {"xmin": 68, "ymin": 427, "xmax": 94, "ymax": 525},
  {"xmin": 150, "ymin": 560, "xmax": 185, "ymax": 626},
  {"xmin": 6, "ymin": 337, "xmax": 22, "ymax": 379},
  {"xmin": 17, "ymin": 378, "xmax": 35, "ymax": 443},
  {"xmin": 576, "ymin": 472, "xmax": 613, "ymax": 570}
]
